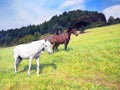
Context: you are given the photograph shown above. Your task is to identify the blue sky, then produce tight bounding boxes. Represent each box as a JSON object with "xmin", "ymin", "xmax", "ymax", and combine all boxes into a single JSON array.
[{"xmin": 0, "ymin": 0, "xmax": 120, "ymax": 30}]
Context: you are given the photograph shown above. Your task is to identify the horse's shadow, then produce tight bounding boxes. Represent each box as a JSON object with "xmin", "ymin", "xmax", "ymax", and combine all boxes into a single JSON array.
[
  {"xmin": 20, "ymin": 62, "xmax": 57, "ymax": 73},
  {"xmin": 55, "ymin": 47, "xmax": 73, "ymax": 52},
  {"xmin": 66, "ymin": 47, "xmax": 73, "ymax": 52},
  {"xmin": 56, "ymin": 47, "xmax": 73, "ymax": 52}
]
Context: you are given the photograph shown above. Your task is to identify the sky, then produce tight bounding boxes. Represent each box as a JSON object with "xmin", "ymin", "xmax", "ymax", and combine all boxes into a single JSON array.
[{"xmin": 0, "ymin": 0, "xmax": 120, "ymax": 30}]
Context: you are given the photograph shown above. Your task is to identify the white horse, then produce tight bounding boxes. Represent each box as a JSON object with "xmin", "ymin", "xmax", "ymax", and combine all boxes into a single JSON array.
[{"xmin": 13, "ymin": 39, "xmax": 52, "ymax": 76}]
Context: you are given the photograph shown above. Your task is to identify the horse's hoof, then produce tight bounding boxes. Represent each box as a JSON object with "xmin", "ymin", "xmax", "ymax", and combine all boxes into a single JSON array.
[
  {"xmin": 37, "ymin": 74, "xmax": 40, "ymax": 76},
  {"xmin": 14, "ymin": 72, "xmax": 17, "ymax": 74},
  {"xmin": 28, "ymin": 73, "xmax": 30, "ymax": 76},
  {"xmin": 37, "ymin": 72, "xmax": 40, "ymax": 76},
  {"xmin": 27, "ymin": 75, "xmax": 30, "ymax": 77}
]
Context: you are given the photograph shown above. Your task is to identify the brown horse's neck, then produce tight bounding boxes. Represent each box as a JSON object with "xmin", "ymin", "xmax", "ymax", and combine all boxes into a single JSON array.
[
  {"xmin": 66, "ymin": 31, "xmax": 71, "ymax": 38},
  {"xmin": 66, "ymin": 27, "xmax": 73, "ymax": 37}
]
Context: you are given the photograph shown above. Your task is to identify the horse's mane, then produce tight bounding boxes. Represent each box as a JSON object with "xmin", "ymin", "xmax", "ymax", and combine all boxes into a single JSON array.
[
  {"xmin": 67, "ymin": 26, "xmax": 75, "ymax": 32},
  {"xmin": 67, "ymin": 27, "xmax": 71, "ymax": 32},
  {"xmin": 66, "ymin": 21, "xmax": 77, "ymax": 32}
]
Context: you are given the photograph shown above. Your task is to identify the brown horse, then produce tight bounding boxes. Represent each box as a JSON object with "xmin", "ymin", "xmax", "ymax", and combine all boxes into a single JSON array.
[{"xmin": 49, "ymin": 27, "xmax": 78, "ymax": 52}]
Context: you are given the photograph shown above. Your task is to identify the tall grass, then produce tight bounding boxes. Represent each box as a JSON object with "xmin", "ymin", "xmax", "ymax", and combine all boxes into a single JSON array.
[{"xmin": 0, "ymin": 24, "xmax": 120, "ymax": 90}]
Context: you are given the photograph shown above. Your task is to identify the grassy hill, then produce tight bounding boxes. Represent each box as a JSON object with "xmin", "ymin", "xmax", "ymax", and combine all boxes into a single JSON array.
[{"xmin": 0, "ymin": 24, "xmax": 120, "ymax": 90}]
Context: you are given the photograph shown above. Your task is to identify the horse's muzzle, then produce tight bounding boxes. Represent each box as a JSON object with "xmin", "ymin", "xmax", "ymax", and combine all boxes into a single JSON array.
[
  {"xmin": 76, "ymin": 33, "xmax": 78, "ymax": 36},
  {"xmin": 48, "ymin": 52, "xmax": 52, "ymax": 54}
]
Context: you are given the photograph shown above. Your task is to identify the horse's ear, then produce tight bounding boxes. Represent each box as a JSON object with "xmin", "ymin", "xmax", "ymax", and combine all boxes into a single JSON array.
[
  {"xmin": 46, "ymin": 38, "xmax": 50, "ymax": 41},
  {"xmin": 45, "ymin": 38, "xmax": 50, "ymax": 42},
  {"xmin": 48, "ymin": 38, "xmax": 50, "ymax": 41},
  {"xmin": 45, "ymin": 39, "xmax": 47, "ymax": 42}
]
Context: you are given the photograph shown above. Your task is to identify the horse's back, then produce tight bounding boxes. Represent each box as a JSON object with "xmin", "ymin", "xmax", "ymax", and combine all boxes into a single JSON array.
[
  {"xmin": 13, "ymin": 40, "xmax": 45, "ymax": 58},
  {"xmin": 13, "ymin": 44, "xmax": 33, "ymax": 58},
  {"xmin": 15, "ymin": 40, "xmax": 44, "ymax": 49},
  {"xmin": 56, "ymin": 33, "xmax": 69, "ymax": 44},
  {"xmin": 50, "ymin": 33, "xmax": 68, "ymax": 44}
]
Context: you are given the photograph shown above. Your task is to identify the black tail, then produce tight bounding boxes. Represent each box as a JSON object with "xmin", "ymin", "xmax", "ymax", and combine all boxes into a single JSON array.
[{"xmin": 16, "ymin": 56, "xmax": 22, "ymax": 65}]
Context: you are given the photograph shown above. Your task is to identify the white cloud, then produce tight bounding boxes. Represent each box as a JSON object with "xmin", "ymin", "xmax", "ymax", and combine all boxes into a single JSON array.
[
  {"xmin": 103, "ymin": 4, "xmax": 120, "ymax": 20},
  {"xmin": 13, "ymin": 1, "xmax": 61, "ymax": 27},
  {"xmin": 71, "ymin": 5, "xmax": 85, "ymax": 10},
  {"xmin": 0, "ymin": 0, "xmax": 88, "ymax": 30},
  {"xmin": 60, "ymin": 0, "xmax": 86, "ymax": 8},
  {"xmin": 0, "ymin": 0, "xmax": 62, "ymax": 30}
]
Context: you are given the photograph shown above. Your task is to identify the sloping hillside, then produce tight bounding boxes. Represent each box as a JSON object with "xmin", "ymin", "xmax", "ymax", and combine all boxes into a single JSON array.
[{"xmin": 0, "ymin": 24, "xmax": 120, "ymax": 90}]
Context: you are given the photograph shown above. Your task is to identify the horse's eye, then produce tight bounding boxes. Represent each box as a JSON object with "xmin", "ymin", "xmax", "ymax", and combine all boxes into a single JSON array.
[{"xmin": 45, "ymin": 45, "xmax": 47, "ymax": 47}]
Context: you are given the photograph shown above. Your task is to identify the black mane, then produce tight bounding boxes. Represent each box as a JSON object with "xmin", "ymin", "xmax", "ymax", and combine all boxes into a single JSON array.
[
  {"xmin": 67, "ymin": 26, "xmax": 76, "ymax": 32},
  {"xmin": 67, "ymin": 27, "xmax": 71, "ymax": 32}
]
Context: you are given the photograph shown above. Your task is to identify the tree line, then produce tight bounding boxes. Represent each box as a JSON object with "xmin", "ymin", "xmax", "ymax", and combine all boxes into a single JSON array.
[{"xmin": 0, "ymin": 10, "xmax": 120, "ymax": 47}]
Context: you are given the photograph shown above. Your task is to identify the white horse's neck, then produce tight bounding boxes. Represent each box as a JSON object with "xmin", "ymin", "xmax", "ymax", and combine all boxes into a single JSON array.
[{"xmin": 32, "ymin": 40, "xmax": 46, "ymax": 52}]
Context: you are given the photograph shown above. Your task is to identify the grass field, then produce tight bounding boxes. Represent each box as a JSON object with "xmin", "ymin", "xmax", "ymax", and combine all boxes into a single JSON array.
[{"xmin": 0, "ymin": 24, "xmax": 120, "ymax": 90}]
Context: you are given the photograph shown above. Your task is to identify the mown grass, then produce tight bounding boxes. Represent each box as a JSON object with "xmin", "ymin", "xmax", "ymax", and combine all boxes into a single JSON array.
[{"xmin": 0, "ymin": 24, "xmax": 120, "ymax": 90}]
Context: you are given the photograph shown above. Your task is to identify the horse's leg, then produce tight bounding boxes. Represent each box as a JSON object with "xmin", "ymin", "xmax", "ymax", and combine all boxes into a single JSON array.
[
  {"xmin": 52, "ymin": 44, "xmax": 56, "ymax": 52},
  {"xmin": 14, "ymin": 54, "xmax": 20, "ymax": 74},
  {"xmin": 28, "ymin": 57, "xmax": 33, "ymax": 76},
  {"xmin": 14, "ymin": 56, "xmax": 17, "ymax": 74},
  {"xmin": 55, "ymin": 44, "xmax": 59, "ymax": 51},
  {"xmin": 16, "ymin": 56, "xmax": 22, "ymax": 69},
  {"xmin": 64, "ymin": 43, "xmax": 67, "ymax": 50},
  {"xmin": 64, "ymin": 40, "xmax": 69, "ymax": 50},
  {"xmin": 36, "ymin": 56, "xmax": 40, "ymax": 75},
  {"xmin": 53, "ymin": 43, "xmax": 57, "ymax": 52}
]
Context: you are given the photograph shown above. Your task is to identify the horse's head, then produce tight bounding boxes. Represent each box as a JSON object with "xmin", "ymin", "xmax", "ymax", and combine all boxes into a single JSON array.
[
  {"xmin": 70, "ymin": 28, "xmax": 78, "ymax": 36},
  {"xmin": 44, "ymin": 39, "xmax": 53, "ymax": 54}
]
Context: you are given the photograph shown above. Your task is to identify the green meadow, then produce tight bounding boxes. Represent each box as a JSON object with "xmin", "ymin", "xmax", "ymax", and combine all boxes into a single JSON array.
[{"xmin": 0, "ymin": 24, "xmax": 120, "ymax": 90}]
